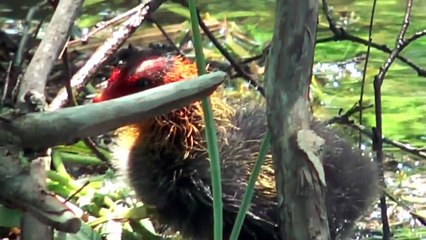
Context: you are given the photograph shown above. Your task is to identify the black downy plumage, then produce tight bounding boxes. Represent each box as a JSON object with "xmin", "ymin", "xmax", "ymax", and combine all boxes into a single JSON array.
[{"xmin": 94, "ymin": 48, "xmax": 379, "ymax": 240}]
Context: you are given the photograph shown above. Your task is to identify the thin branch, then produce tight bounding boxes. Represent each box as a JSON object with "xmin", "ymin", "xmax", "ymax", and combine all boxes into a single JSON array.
[
  {"xmin": 15, "ymin": 1, "xmax": 47, "ymax": 69},
  {"xmin": 321, "ymin": 0, "xmax": 339, "ymax": 34},
  {"xmin": 5, "ymin": 72, "xmax": 226, "ymax": 150},
  {"xmin": 62, "ymin": 49, "xmax": 111, "ymax": 166},
  {"xmin": 373, "ymin": 1, "xmax": 414, "ymax": 239},
  {"xmin": 82, "ymin": 138, "xmax": 112, "ymax": 168},
  {"xmin": 375, "ymin": 0, "xmax": 413, "ymax": 85},
  {"xmin": 196, "ymin": 10, "xmax": 266, "ymax": 97},
  {"xmin": 67, "ymin": 6, "xmax": 143, "ymax": 46},
  {"xmin": 330, "ymin": 112, "xmax": 426, "ymax": 160},
  {"xmin": 326, "ymin": 103, "xmax": 373, "ymax": 125},
  {"xmin": 352, "ymin": 122, "xmax": 426, "ymax": 159},
  {"xmin": 357, "ymin": 0, "xmax": 377, "ymax": 148},
  {"xmin": 384, "ymin": 189, "xmax": 426, "ymax": 227},
  {"xmin": 62, "ymin": 48, "xmax": 77, "ymax": 106},
  {"xmin": 318, "ymin": 0, "xmax": 426, "ymax": 77},
  {"xmin": 48, "ymin": 0, "xmax": 167, "ymax": 111},
  {"xmin": 1, "ymin": 61, "xmax": 13, "ymax": 104},
  {"xmin": 239, "ymin": 43, "xmax": 270, "ymax": 64},
  {"xmin": 405, "ymin": 29, "xmax": 426, "ymax": 43},
  {"xmin": 148, "ymin": 17, "xmax": 183, "ymax": 55},
  {"xmin": 17, "ymin": 0, "xmax": 83, "ymax": 112}
]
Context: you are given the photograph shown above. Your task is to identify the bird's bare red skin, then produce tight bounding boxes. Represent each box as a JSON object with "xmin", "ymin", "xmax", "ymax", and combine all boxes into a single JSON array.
[{"xmin": 93, "ymin": 55, "xmax": 197, "ymax": 102}]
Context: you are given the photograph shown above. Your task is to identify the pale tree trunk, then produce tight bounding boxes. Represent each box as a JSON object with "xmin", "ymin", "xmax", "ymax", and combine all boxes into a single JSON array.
[{"xmin": 265, "ymin": 0, "xmax": 331, "ymax": 239}]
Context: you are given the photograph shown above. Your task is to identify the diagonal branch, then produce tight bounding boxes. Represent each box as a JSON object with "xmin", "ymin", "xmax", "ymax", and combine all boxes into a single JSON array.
[
  {"xmin": 4, "ymin": 72, "xmax": 226, "ymax": 150},
  {"xmin": 17, "ymin": 0, "xmax": 84, "ymax": 112},
  {"xmin": 319, "ymin": 0, "xmax": 426, "ymax": 77},
  {"xmin": 48, "ymin": 0, "xmax": 168, "ymax": 111}
]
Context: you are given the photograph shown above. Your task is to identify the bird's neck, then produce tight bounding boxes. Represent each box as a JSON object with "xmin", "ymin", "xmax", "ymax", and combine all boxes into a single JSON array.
[{"xmin": 115, "ymin": 93, "xmax": 235, "ymax": 162}]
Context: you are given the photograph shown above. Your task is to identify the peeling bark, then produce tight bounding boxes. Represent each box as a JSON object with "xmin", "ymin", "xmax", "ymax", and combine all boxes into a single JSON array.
[{"xmin": 265, "ymin": 0, "xmax": 331, "ymax": 239}]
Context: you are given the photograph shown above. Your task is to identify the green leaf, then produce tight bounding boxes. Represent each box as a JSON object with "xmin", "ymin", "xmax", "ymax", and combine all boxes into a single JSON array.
[{"xmin": 0, "ymin": 205, "xmax": 21, "ymax": 228}]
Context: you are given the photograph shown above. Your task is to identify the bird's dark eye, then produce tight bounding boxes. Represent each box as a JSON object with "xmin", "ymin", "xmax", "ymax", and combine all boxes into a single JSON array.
[{"xmin": 135, "ymin": 78, "xmax": 152, "ymax": 90}]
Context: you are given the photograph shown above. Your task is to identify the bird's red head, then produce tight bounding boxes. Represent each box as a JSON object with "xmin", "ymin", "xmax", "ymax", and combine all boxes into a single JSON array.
[{"xmin": 93, "ymin": 55, "xmax": 199, "ymax": 102}]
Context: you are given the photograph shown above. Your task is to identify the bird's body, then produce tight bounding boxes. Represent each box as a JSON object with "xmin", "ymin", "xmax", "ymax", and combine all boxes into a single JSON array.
[{"xmin": 94, "ymin": 50, "xmax": 379, "ymax": 240}]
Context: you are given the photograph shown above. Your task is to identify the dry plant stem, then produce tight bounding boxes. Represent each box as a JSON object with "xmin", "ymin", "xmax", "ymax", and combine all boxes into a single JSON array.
[
  {"xmin": 148, "ymin": 17, "xmax": 184, "ymax": 55},
  {"xmin": 8, "ymin": 3, "xmax": 46, "ymax": 103},
  {"xmin": 5, "ymin": 72, "xmax": 226, "ymax": 150},
  {"xmin": 62, "ymin": 48, "xmax": 77, "ymax": 106},
  {"xmin": 265, "ymin": 0, "xmax": 329, "ymax": 239},
  {"xmin": 195, "ymin": 9, "xmax": 266, "ymax": 97},
  {"xmin": 384, "ymin": 189, "xmax": 426, "ymax": 226},
  {"xmin": 48, "ymin": 0, "xmax": 167, "ymax": 111},
  {"xmin": 319, "ymin": 0, "xmax": 426, "ymax": 77},
  {"xmin": 1, "ymin": 62, "xmax": 13, "ymax": 104},
  {"xmin": 67, "ymin": 5, "xmax": 144, "ymax": 46},
  {"xmin": 62, "ymin": 49, "xmax": 110, "ymax": 166},
  {"xmin": 349, "ymin": 122, "xmax": 426, "ymax": 159},
  {"xmin": 326, "ymin": 103, "xmax": 373, "ymax": 125},
  {"xmin": 15, "ymin": 1, "xmax": 47, "ymax": 69},
  {"xmin": 17, "ymin": 0, "xmax": 83, "ymax": 112},
  {"xmin": 82, "ymin": 138, "xmax": 111, "ymax": 167},
  {"xmin": 374, "ymin": 1, "xmax": 414, "ymax": 239},
  {"xmin": 326, "ymin": 103, "xmax": 426, "ymax": 159},
  {"xmin": 357, "ymin": 0, "xmax": 377, "ymax": 148}
]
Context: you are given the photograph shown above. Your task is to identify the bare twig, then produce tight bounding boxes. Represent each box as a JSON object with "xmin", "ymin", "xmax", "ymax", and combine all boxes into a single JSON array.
[
  {"xmin": 326, "ymin": 103, "xmax": 373, "ymax": 125},
  {"xmin": 357, "ymin": 0, "xmax": 377, "ymax": 148},
  {"xmin": 148, "ymin": 17, "xmax": 184, "ymax": 55},
  {"xmin": 351, "ymin": 122, "xmax": 426, "ymax": 159},
  {"xmin": 17, "ymin": 0, "xmax": 83, "ymax": 112},
  {"xmin": 239, "ymin": 43, "xmax": 270, "ymax": 64},
  {"xmin": 67, "ymin": 6, "xmax": 143, "ymax": 46},
  {"xmin": 384, "ymin": 189, "xmax": 426, "ymax": 227},
  {"xmin": 330, "ymin": 112, "xmax": 426, "ymax": 160},
  {"xmin": 65, "ymin": 181, "xmax": 90, "ymax": 202},
  {"xmin": 373, "ymin": 1, "xmax": 414, "ymax": 239},
  {"xmin": 82, "ymin": 138, "xmax": 111, "ymax": 167},
  {"xmin": 375, "ymin": 1, "xmax": 414, "ymax": 85},
  {"xmin": 405, "ymin": 29, "xmax": 426, "ymax": 43},
  {"xmin": 1, "ymin": 61, "xmax": 13, "ymax": 104},
  {"xmin": 195, "ymin": 10, "xmax": 266, "ymax": 97},
  {"xmin": 48, "ymin": 0, "xmax": 167, "ymax": 111},
  {"xmin": 15, "ymin": 1, "xmax": 47, "ymax": 69},
  {"xmin": 318, "ymin": 0, "xmax": 426, "ymax": 77},
  {"xmin": 62, "ymin": 48, "xmax": 77, "ymax": 106}
]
